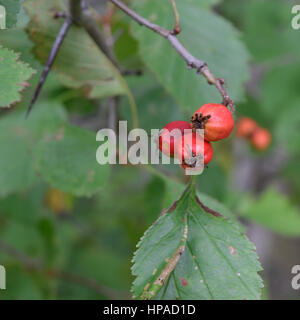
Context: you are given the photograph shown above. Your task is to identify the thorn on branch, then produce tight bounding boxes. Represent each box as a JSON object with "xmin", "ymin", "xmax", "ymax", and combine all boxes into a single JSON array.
[
  {"xmin": 170, "ymin": 0, "xmax": 181, "ymax": 35},
  {"xmin": 171, "ymin": 25, "xmax": 181, "ymax": 36},
  {"xmin": 215, "ymin": 78, "xmax": 235, "ymax": 113},
  {"xmin": 53, "ymin": 12, "xmax": 67, "ymax": 19},
  {"xmin": 196, "ymin": 62, "xmax": 207, "ymax": 74},
  {"xmin": 26, "ymin": 17, "xmax": 72, "ymax": 118}
]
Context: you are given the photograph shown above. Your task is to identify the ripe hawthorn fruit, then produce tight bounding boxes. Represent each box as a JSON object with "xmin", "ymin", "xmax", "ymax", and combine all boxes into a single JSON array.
[
  {"xmin": 236, "ymin": 117, "xmax": 258, "ymax": 138},
  {"xmin": 159, "ymin": 120, "xmax": 192, "ymax": 157},
  {"xmin": 191, "ymin": 103, "xmax": 234, "ymax": 141},
  {"xmin": 250, "ymin": 128, "xmax": 271, "ymax": 151},
  {"xmin": 174, "ymin": 132, "xmax": 213, "ymax": 169}
]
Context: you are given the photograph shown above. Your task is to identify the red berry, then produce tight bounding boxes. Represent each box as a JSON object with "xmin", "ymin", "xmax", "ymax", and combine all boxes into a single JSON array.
[
  {"xmin": 250, "ymin": 128, "xmax": 271, "ymax": 151},
  {"xmin": 174, "ymin": 132, "xmax": 213, "ymax": 170},
  {"xmin": 236, "ymin": 117, "xmax": 258, "ymax": 138},
  {"xmin": 159, "ymin": 121, "xmax": 192, "ymax": 157},
  {"xmin": 191, "ymin": 103, "xmax": 234, "ymax": 141}
]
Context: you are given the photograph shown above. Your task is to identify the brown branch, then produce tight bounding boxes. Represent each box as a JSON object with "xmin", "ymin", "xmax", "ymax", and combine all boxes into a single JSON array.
[
  {"xmin": 0, "ymin": 239, "xmax": 128, "ymax": 299},
  {"xmin": 109, "ymin": 0, "xmax": 235, "ymax": 113},
  {"xmin": 26, "ymin": 17, "xmax": 72, "ymax": 117}
]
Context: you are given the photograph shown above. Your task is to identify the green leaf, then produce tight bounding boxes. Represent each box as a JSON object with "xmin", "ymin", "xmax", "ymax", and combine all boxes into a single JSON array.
[
  {"xmin": 0, "ymin": 266, "xmax": 43, "ymax": 299},
  {"xmin": 130, "ymin": 0, "xmax": 250, "ymax": 111},
  {"xmin": 274, "ymin": 102, "xmax": 300, "ymax": 153},
  {"xmin": 0, "ymin": 134, "xmax": 37, "ymax": 197},
  {"xmin": 132, "ymin": 183, "xmax": 263, "ymax": 300},
  {"xmin": 0, "ymin": 0, "xmax": 21, "ymax": 28},
  {"xmin": 24, "ymin": 0, "xmax": 132, "ymax": 100},
  {"xmin": 238, "ymin": 189, "xmax": 300, "ymax": 237},
  {"xmin": 0, "ymin": 28, "xmax": 41, "ymax": 69},
  {"xmin": 0, "ymin": 102, "xmax": 66, "ymax": 197},
  {"xmin": 34, "ymin": 124, "xmax": 110, "ymax": 197},
  {"xmin": 120, "ymin": 73, "xmax": 187, "ymax": 134},
  {"xmin": 113, "ymin": 19, "xmax": 141, "ymax": 69},
  {"xmin": 243, "ymin": 0, "xmax": 300, "ymax": 63},
  {"xmin": 185, "ymin": 0, "xmax": 222, "ymax": 9},
  {"xmin": 261, "ymin": 64, "xmax": 300, "ymax": 118},
  {"xmin": 0, "ymin": 46, "xmax": 35, "ymax": 107}
]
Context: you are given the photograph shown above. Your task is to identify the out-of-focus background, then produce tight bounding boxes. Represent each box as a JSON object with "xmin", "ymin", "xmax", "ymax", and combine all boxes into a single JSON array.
[{"xmin": 0, "ymin": 0, "xmax": 300, "ymax": 299}]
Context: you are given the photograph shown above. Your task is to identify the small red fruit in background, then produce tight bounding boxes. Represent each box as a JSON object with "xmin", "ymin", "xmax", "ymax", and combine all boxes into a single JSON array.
[
  {"xmin": 236, "ymin": 117, "xmax": 258, "ymax": 139},
  {"xmin": 250, "ymin": 128, "xmax": 271, "ymax": 151},
  {"xmin": 191, "ymin": 103, "xmax": 234, "ymax": 141},
  {"xmin": 159, "ymin": 120, "xmax": 192, "ymax": 157},
  {"xmin": 174, "ymin": 132, "xmax": 213, "ymax": 169}
]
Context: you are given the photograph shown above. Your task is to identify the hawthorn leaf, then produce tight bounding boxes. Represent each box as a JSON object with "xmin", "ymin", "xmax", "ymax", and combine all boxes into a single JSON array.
[
  {"xmin": 0, "ymin": 46, "xmax": 35, "ymax": 107},
  {"xmin": 132, "ymin": 183, "xmax": 263, "ymax": 300},
  {"xmin": 0, "ymin": 102, "xmax": 66, "ymax": 197},
  {"xmin": 34, "ymin": 124, "xmax": 110, "ymax": 197},
  {"xmin": 130, "ymin": 0, "xmax": 250, "ymax": 111}
]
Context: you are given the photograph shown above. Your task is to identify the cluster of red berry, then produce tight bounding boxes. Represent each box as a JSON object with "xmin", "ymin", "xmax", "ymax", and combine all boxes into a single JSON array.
[
  {"xmin": 236, "ymin": 117, "xmax": 271, "ymax": 151},
  {"xmin": 159, "ymin": 103, "xmax": 234, "ymax": 171}
]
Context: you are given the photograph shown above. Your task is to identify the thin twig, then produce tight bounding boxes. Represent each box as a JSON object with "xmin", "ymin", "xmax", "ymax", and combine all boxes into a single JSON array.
[
  {"xmin": 170, "ymin": 0, "xmax": 181, "ymax": 35},
  {"xmin": 0, "ymin": 239, "xmax": 128, "ymax": 299},
  {"xmin": 109, "ymin": 0, "xmax": 235, "ymax": 112},
  {"xmin": 26, "ymin": 17, "xmax": 72, "ymax": 118}
]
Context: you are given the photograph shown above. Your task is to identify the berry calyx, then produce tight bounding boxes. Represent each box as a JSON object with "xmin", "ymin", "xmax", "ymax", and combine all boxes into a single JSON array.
[
  {"xmin": 174, "ymin": 132, "xmax": 213, "ymax": 170},
  {"xmin": 159, "ymin": 121, "xmax": 192, "ymax": 157},
  {"xmin": 250, "ymin": 128, "xmax": 271, "ymax": 151},
  {"xmin": 191, "ymin": 103, "xmax": 234, "ymax": 141},
  {"xmin": 236, "ymin": 117, "xmax": 258, "ymax": 139}
]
